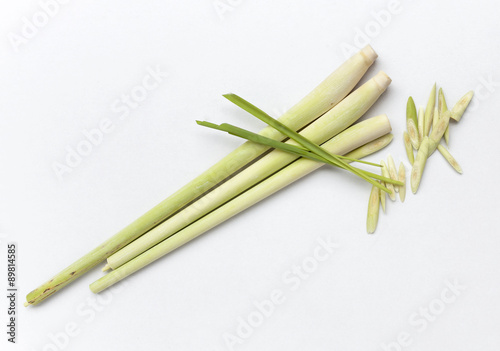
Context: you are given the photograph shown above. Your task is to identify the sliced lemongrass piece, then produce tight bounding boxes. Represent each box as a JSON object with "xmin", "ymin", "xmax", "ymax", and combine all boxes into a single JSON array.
[
  {"xmin": 403, "ymin": 132, "xmax": 414, "ymax": 165},
  {"xmin": 367, "ymin": 184, "xmax": 380, "ymax": 234},
  {"xmin": 224, "ymin": 93, "xmax": 391, "ymax": 192},
  {"xmin": 451, "ymin": 91, "xmax": 474, "ymax": 122},
  {"xmin": 90, "ymin": 117, "xmax": 392, "ymax": 292},
  {"xmin": 438, "ymin": 88, "xmax": 450, "ymax": 145},
  {"xmin": 104, "ymin": 76, "xmax": 392, "ymax": 271},
  {"xmin": 437, "ymin": 144, "xmax": 463, "ymax": 174},
  {"xmin": 411, "ymin": 136, "xmax": 431, "ymax": 193},
  {"xmin": 381, "ymin": 160, "xmax": 396, "ymax": 201},
  {"xmin": 423, "ymin": 83, "xmax": 436, "ymax": 136},
  {"xmin": 25, "ymin": 47, "xmax": 379, "ymax": 306},
  {"xmin": 380, "ymin": 182, "xmax": 387, "ymax": 213},
  {"xmin": 102, "ymin": 264, "xmax": 111, "ymax": 272},
  {"xmin": 417, "ymin": 106, "xmax": 425, "ymax": 146},
  {"xmin": 428, "ymin": 110, "xmax": 451, "ymax": 154},
  {"xmin": 387, "ymin": 154, "xmax": 399, "ymax": 193},
  {"xmin": 398, "ymin": 162, "xmax": 406, "ymax": 202},
  {"xmin": 432, "ymin": 105, "xmax": 439, "ymax": 130},
  {"xmin": 406, "ymin": 97, "xmax": 420, "ymax": 149}
]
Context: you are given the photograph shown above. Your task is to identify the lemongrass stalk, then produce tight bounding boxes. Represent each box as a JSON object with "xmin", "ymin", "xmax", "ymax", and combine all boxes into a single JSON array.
[
  {"xmin": 24, "ymin": 46, "xmax": 378, "ymax": 306},
  {"xmin": 367, "ymin": 184, "xmax": 380, "ymax": 234},
  {"xmin": 381, "ymin": 161, "xmax": 396, "ymax": 201},
  {"xmin": 403, "ymin": 132, "xmax": 414, "ymax": 165},
  {"xmin": 423, "ymin": 83, "xmax": 436, "ymax": 136},
  {"xmin": 451, "ymin": 91, "xmax": 474, "ymax": 122},
  {"xmin": 90, "ymin": 116, "xmax": 392, "ymax": 292},
  {"xmin": 438, "ymin": 88, "xmax": 450, "ymax": 145},
  {"xmin": 428, "ymin": 110, "xmax": 451, "ymax": 154},
  {"xmin": 437, "ymin": 144, "xmax": 462, "ymax": 173},
  {"xmin": 406, "ymin": 97, "xmax": 420, "ymax": 149},
  {"xmin": 104, "ymin": 74, "xmax": 391, "ymax": 270},
  {"xmin": 387, "ymin": 155, "xmax": 399, "ymax": 192},
  {"xmin": 411, "ymin": 136, "xmax": 431, "ymax": 193},
  {"xmin": 343, "ymin": 134, "xmax": 393, "ymax": 160},
  {"xmin": 417, "ymin": 106, "xmax": 425, "ymax": 146},
  {"xmin": 398, "ymin": 162, "xmax": 406, "ymax": 202}
]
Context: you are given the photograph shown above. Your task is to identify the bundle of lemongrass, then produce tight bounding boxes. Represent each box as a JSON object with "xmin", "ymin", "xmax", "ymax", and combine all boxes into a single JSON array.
[
  {"xmin": 25, "ymin": 46, "xmax": 398, "ymax": 305},
  {"xmin": 366, "ymin": 155, "xmax": 406, "ymax": 233},
  {"xmin": 404, "ymin": 85, "xmax": 474, "ymax": 193}
]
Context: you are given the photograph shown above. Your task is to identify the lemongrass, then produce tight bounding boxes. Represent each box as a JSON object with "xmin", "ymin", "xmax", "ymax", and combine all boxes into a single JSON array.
[
  {"xmin": 387, "ymin": 154, "xmax": 399, "ymax": 192},
  {"xmin": 432, "ymin": 105, "xmax": 439, "ymax": 130},
  {"xmin": 24, "ymin": 46, "xmax": 378, "ymax": 306},
  {"xmin": 90, "ymin": 116, "xmax": 392, "ymax": 292},
  {"xmin": 197, "ymin": 121, "xmax": 399, "ymax": 187},
  {"xmin": 104, "ymin": 75, "xmax": 391, "ymax": 270},
  {"xmin": 380, "ymin": 182, "xmax": 387, "ymax": 213},
  {"xmin": 381, "ymin": 160, "xmax": 396, "ymax": 201},
  {"xmin": 428, "ymin": 110, "xmax": 451, "ymax": 154},
  {"xmin": 406, "ymin": 97, "xmax": 420, "ymax": 149},
  {"xmin": 411, "ymin": 136, "xmax": 431, "ymax": 193},
  {"xmin": 403, "ymin": 132, "xmax": 414, "ymax": 165},
  {"xmin": 451, "ymin": 91, "xmax": 474, "ymax": 122},
  {"xmin": 398, "ymin": 162, "xmax": 406, "ymax": 202},
  {"xmin": 367, "ymin": 185, "xmax": 380, "ymax": 234},
  {"xmin": 423, "ymin": 83, "xmax": 436, "ymax": 136},
  {"xmin": 223, "ymin": 93, "xmax": 393, "ymax": 192},
  {"xmin": 438, "ymin": 88, "xmax": 450, "ymax": 145},
  {"xmin": 437, "ymin": 144, "xmax": 462, "ymax": 173},
  {"xmin": 417, "ymin": 106, "xmax": 425, "ymax": 146}
]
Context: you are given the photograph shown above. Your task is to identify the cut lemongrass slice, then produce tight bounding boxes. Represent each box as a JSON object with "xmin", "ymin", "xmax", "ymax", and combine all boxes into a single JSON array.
[
  {"xmin": 438, "ymin": 88, "xmax": 450, "ymax": 145},
  {"xmin": 403, "ymin": 132, "xmax": 414, "ymax": 165},
  {"xmin": 367, "ymin": 184, "xmax": 380, "ymax": 234},
  {"xmin": 417, "ymin": 106, "xmax": 425, "ymax": 147},
  {"xmin": 387, "ymin": 154, "xmax": 399, "ymax": 193},
  {"xmin": 381, "ymin": 160, "xmax": 396, "ymax": 201},
  {"xmin": 429, "ymin": 110, "xmax": 451, "ymax": 154},
  {"xmin": 406, "ymin": 97, "xmax": 420, "ymax": 149},
  {"xmin": 451, "ymin": 91, "xmax": 474, "ymax": 122},
  {"xmin": 424, "ymin": 83, "xmax": 436, "ymax": 136},
  {"xmin": 411, "ymin": 136, "xmax": 431, "ymax": 193},
  {"xmin": 432, "ymin": 105, "xmax": 439, "ymax": 130},
  {"xmin": 380, "ymin": 182, "xmax": 387, "ymax": 213},
  {"xmin": 437, "ymin": 144, "xmax": 462, "ymax": 174},
  {"xmin": 398, "ymin": 162, "xmax": 406, "ymax": 202}
]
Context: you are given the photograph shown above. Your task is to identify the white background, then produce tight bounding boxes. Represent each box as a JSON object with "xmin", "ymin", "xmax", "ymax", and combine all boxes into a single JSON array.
[{"xmin": 1, "ymin": 0, "xmax": 500, "ymax": 350}]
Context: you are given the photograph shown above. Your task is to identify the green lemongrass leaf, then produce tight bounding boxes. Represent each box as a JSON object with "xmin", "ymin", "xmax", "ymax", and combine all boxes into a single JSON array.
[
  {"xmin": 223, "ymin": 93, "xmax": 391, "ymax": 192},
  {"xmin": 196, "ymin": 121, "xmax": 400, "ymax": 186}
]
